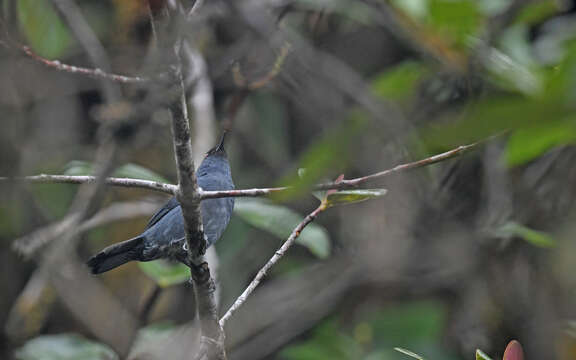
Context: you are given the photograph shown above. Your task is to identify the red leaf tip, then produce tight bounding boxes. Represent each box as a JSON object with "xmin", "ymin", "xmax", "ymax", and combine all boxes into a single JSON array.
[{"xmin": 503, "ymin": 340, "xmax": 524, "ymax": 360}]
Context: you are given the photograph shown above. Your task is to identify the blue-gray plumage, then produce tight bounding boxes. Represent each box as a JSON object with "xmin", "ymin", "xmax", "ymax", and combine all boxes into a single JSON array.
[{"xmin": 87, "ymin": 134, "xmax": 234, "ymax": 274}]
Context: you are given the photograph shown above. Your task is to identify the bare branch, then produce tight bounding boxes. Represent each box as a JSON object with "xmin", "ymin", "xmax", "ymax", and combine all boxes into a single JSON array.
[
  {"xmin": 3, "ymin": 142, "xmax": 478, "ymax": 201},
  {"xmin": 18, "ymin": 45, "xmax": 150, "ymax": 83},
  {"xmin": 1, "ymin": 174, "xmax": 177, "ymax": 195},
  {"xmin": 170, "ymin": 65, "xmax": 205, "ymax": 260},
  {"xmin": 203, "ymin": 142, "xmax": 479, "ymax": 199},
  {"xmin": 219, "ymin": 203, "xmax": 327, "ymax": 326},
  {"xmin": 20, "ymin": 46, "xmax": 150, "ymax": 83},
  {"xmin": 170, "ymin": 41, "xmax": 226, "ymax": 359},
  {"xmin": 331, "ymin": 142, "xmax": 477, "ymax": 188}
]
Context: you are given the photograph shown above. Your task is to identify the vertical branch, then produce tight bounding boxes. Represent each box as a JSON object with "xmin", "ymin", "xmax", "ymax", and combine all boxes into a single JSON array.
[
  {"xmin": 170, "ymin": 67, "xmax": 205, "ymax": 259},
  {"xmin": 170, "ymin": 46, "xmax": 226, "ymax": 359}
]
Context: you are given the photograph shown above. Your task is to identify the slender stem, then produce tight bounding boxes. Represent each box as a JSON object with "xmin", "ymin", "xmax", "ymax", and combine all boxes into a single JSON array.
[
  {"xmin": 3, "ymin": 142, "xmax": 478, "ymax": 199},
  {"xmin": 219, "ymin": 203, "xmax": 327, "ymax": 326},
  {"xmin": 19, "ymin": 43, "xmax": 149, "ymax": 84},
  {"xmin": 0, "ymin": 175, "xmax": 177, "ymax": 195}
]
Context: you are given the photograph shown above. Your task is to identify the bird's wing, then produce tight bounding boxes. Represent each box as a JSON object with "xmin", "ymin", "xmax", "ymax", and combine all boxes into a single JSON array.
[{"xmin": 146, "ymin": 197, "xmax": 180, "ymax": 229}]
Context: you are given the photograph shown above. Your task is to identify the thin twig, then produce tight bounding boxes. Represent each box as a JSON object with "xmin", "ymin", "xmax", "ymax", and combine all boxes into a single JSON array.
[
  {"xmin": 2, "ymin": 142, "xmax": 478, "ymax": 199},
  {"xmin": 0, "ymin": 174, "xmax": 177, "ymax": 194},
  {"xmin": 219, "ymin": 202, "xmax": 327, "ymax": 326},
  {"xmin": 203, "ymin": 142, "xmax": 478, "ymax": 198},
  {"xmin": 20, "ymin": 46, "xmax": 149, "ymax": 83}
]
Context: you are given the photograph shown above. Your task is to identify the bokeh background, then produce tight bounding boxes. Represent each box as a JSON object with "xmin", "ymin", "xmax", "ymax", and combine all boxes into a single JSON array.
[{"xmin": 2, "ymin": 0, "xmax": 576, "ymax": 359}]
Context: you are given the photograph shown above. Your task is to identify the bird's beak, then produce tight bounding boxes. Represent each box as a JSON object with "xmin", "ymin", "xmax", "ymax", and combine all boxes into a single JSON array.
[{"xmin": 215, "ymin": 131, "xmax": 227, "ymax": 152}]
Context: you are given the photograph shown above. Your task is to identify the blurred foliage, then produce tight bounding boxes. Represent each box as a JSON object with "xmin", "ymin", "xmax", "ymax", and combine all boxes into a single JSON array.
[
  {"xmin": 426, "ymin": 0, "xmax": 481, "ymax": 49},
  {"xmin": 371, "ymin": 61, "xmax": 429, "ymax": 101},
  {"xmin": 234, "ymin": 198, "xmax": 330, "ymax": 258},
  {"xmin": 30, "ymin": 184, "xmax": 76, "ymax": 220},
  {"xmin": 139, "ymin": 260, "xmax": 190, "ymax": 288},
  {"xmin": 15, "ymin": 334, "xmax": 117, "ymax": 360},
  {"xmin": 322, "ymin": 189, "xmax": 388, "ymax": 208},
  {"xmin": 394, "ymin": 347, "xmax": 425, "ymax": 360},
  {"xmin": 498, "ymin": 222, "xmax": 556, "ymax": 248},
  {"xmin": 17, "ymin": 0, "xmax": 73, "ymax": 58},
  {"xmin": 281, "ymin": 301, "xmax": 458, "ymax": 360},
  {"xmin": 130, "ymin": 322, "xmax": 178, "ymax": 352},
  {"xmin": 476, "ymin": 349, "xmax": 493, "ymax": 360},
  {"xmin": 274, "ymin": 116, "xmax": 366, "ymax": 201}
]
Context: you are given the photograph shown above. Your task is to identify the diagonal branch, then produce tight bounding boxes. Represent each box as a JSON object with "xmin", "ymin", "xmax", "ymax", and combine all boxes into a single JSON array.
[
  {"xmin": 219, "ymin": 202, "xmax": 327, "ymax": 326},
  {"xmin": 19, "ymin": 45, "xmax": 150, "ymax": 83}
]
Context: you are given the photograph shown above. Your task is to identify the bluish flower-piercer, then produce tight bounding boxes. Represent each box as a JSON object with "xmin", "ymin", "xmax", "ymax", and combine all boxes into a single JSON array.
[{"xmin": 87, "ymin": 133, "xmax": 234, "ymax": 274}]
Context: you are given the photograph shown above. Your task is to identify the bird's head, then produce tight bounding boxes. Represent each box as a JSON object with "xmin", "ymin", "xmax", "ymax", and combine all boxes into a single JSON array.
[{"xmin": 197, "ymin": 131, "xmax": 232, "ymax": 179}]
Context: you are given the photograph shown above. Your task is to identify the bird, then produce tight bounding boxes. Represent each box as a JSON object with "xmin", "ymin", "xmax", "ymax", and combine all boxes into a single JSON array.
[{"xmin": 87, "ymin": 133, "xmax": 235, "ymax": 274}]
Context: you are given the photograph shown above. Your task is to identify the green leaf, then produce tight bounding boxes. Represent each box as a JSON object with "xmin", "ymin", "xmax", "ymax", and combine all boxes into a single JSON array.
[
  {"xmin": 390, "ymin": 0, "xmax": 429, "ymax": 20},
  {"xmin": 427, "ymin": 0, "xmax": 481, "ymax": 48},
  {"xmin": 544, "ymin": 40, "xmax": 576, "ymax": 103},
  {"xmin": 63, "ymin": 161, "xmax": 93, "ymax": 176},
  {"xmin": 17, "ymin": 0, "xmax": 73, "ymax": 58},
  {"xmin": 114, "ymin": 164, "xmax": 169, "ymax": 183},
  {"xmin": 506, "ymin": 121, "xmax": 576, "ymax": 166},
  {"xmin": 139, "ymin": 260, "xmax": 190, "ymax": 287},
  {"xmin": 63, "ymin": 161, "xmax": 169, "ymax": 182},
  {"xmin": 424, "ymin": 96, "xmax": 567, "ymax": 151},
  {"xmin": 478, "ymin": 0, "xmax": 511, "ymax": 16},
  {"xmin": 234, "ymin": 198, "xmax": 331, "ymax": 258},
  {"xmin": 325, "ymin": 189, "xmax": 387, "ymax": 207},
  {"xmin": 135, "ymin": 322, "xmax": 178, "ymax": 343},
  {"xmin": 370, "ymin": 301, "xmax": 445, "ymax": 344},
  {"xmin": 498, "ymin": 222, "xmax": 556, "ymax": 248},
  {"xmin": 15, "ymin": 334, "xmax": 117, "ymax": 360},
  {"xmin": 371, "ymin": 61, "xmax": 428, "ymax": 100},
  {"xmin": 476, "ymin": 349, "xmax": 494, "ymax": 360},
  {"xmin": 514, "ymin": 1, "xmax": 557, "ymax": 26},
  {"xmin": 130, "ymin": 322, "xmax": 179, "ymax": 355},
  {"xmin": 281, "ymin": 319, "xmax": 361, "ymax": 360},
  {"xmin": 394, "ymin": 347, "xmax": 425, "ymax": 360},
  {"xmin": 486, "ymin": 45, "xmax": 542, "ymax": 96}
]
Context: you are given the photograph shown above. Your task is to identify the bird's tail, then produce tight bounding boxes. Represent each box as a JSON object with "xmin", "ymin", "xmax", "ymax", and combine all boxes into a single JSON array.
[{"xmin": 87, "ymin": 236, "xmax": 144, "ymax": 274}]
